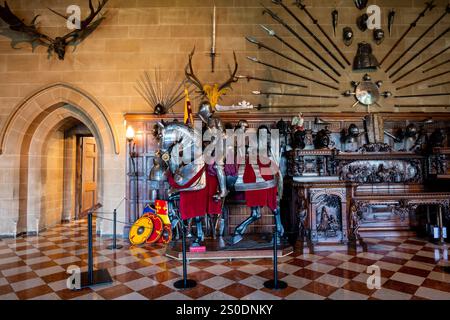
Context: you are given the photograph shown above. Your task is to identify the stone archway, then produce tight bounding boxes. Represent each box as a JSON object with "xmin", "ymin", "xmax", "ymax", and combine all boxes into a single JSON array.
[{"xmin": 0, "ymin": 83, "xmax": 125, "ymax": 236}]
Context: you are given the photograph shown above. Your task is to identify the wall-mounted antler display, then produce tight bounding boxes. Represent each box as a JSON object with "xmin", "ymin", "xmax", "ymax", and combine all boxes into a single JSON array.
[
  {"xmin": 0, "ymin": 0, "xmax": 109, "ymax": 60},
  {"xmin": 185, "ymin": 47, "xmax": 239, "ymax": 107}
]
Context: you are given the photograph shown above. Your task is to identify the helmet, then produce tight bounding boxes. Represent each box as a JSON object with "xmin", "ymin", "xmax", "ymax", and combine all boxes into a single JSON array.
[
  {"xmin": 198, "ymin": 101, "xmax": 214, "ymax": 124},
  {"xmin": 343, "ymin": 27, "xmax": 354, "ymax": 46},
  {"xmin": 373, "ymin": 28, "xmax": 385, "ymax": 45}
]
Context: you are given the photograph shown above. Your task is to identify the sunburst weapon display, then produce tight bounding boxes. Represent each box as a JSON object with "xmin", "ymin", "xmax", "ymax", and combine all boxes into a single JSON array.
[
  {"xmin": 246, "ymin": 56, "xmax": 339, "ymax": 91},
  {"xmin": 136, "ymin": 69, "xmax": 191, "ymax": 115},
  {"xmin": 260, "ymin": 25, "xmax": 338, "ymax": 83},
  {"xmin": 385, "ymin": 4, "xmax": 450, "ymax": 73},
  {"xmin": 245, "ymin": 37, "xmax": 313, "ymax": 71},
  {"xmin": 262, "ymin": 6, "xmax": 342, "ymax": 77},
  {"xmin": 392, "ymin": 46, "xmax": 450, "ymax": 83},
  {"xmin": 273, "ymin": 0, "xmax": 348, "ymax": 68},
  {"xmin": 380, "ymin": 0, "xmax": 435, "ymax": 66}
]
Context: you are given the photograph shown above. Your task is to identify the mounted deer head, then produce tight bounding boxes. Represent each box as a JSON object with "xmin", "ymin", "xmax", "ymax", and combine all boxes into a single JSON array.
[
  {"xmin": 0, "ymin": 0, "xmax": 108, "ymax": 60},
  {"xmin": 185, "ymin": 47, "xmax": 239, "ymax": 107}
]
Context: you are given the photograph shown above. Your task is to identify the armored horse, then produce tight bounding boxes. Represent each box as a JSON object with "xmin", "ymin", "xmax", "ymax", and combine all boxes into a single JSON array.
[{"xmin": 156, "ymin": 120, "xmax": 285, "ymax": 246}]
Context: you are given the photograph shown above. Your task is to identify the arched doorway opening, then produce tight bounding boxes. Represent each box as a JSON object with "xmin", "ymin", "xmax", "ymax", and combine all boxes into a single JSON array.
[{"xmin": 0, "ymin": 84, "xmax": 123, "ymax": 237}]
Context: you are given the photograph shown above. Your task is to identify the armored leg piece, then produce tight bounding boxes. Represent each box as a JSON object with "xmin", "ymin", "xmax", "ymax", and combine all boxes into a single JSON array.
[{"xmin": 231, "ymin": 206, "xmax": 262, "ymax": 245}]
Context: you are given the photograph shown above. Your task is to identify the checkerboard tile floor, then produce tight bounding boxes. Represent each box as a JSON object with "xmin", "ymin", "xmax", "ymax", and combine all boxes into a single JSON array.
[{"xmin": 1, "ymin": 220, "xmax": 449, "ymax": 300}]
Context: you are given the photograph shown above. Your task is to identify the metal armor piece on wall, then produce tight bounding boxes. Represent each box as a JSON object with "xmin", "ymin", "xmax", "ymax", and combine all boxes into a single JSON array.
[
  {"xmin": 354, "ymin": 0, "xmax": 369, "ymax": 10},
  {"xmin": 373, "ymin": 28, "xmax": 385, "ymax": 45},
  {"xmin": 353, "ymin": 43, "xmax": 379, "ymax": 72},
  {"xmin": 357, "ymin": 13, "xmax": 369, "ymax": 31},
  {"xmin": 343, "ymin": 27, "xmax": 354, "ymax": 46},
  {"xmin": 314, "ymin": 127, "xmax": 332, "ymax": 149},
  {"xmin": 339, "ymin": 160, "xmax": 423, "ymax": 184}
]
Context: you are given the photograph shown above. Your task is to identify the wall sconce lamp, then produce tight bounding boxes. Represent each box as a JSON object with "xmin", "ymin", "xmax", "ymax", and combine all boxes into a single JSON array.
[{"xmin": 126, "ymin": 125, "xmax": 139, "ymax": 222}]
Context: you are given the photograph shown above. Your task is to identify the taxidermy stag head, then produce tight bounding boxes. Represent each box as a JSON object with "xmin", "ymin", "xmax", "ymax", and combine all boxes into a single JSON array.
[
  {"xmin": 185, "ymin": 47, "xmax": 239, "ymax": 107},
  {"xmin": 0, "ymin": 0, "xmax": 108, "ymax": 60}
]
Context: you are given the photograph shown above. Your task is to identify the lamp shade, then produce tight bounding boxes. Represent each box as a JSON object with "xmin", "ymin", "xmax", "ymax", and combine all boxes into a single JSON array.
[{"xmin": 126, "ymin": 126, "xmax": 135, "ymax": 141}]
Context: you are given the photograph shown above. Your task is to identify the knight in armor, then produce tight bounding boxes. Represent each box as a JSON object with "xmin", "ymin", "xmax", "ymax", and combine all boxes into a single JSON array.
[{"xmin": 198, "ymin": 101, "xmax": 228, "ymax": 199}]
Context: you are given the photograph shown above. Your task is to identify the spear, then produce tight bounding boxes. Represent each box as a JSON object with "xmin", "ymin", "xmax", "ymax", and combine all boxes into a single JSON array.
[
  {"xmin": 252, "ymin": 90, "xmax": 339, "ymax": 99},
  {"xmin": 294, "ymin": 0, "xmax": 351, "ymax": 66},
  {"xmin": 272, "ymin": 0, "xmax": 346, "ymax": 69},
  {"xmin": 245, "ymin": 37, "xmax": 313, "ymax": 71},
  {"xmin": 390, "ymin": 27, "xmax": 450, "ymax": 79},
  {"xmin": 385, "ymin": 4, "xmax": 450, "ymax": 73},
  {"xmin": 395, "ymin": 93, "xmax": 450, "ymax": 98},
  {"xmin": 428, "ymin": 80, "xmax": 450, "ymax": 88},
  {"xmin": 262, "ymin": 6, "xmax": 342, "ymax": 77},
  {"xmin": 392, "ymin": 46, "xmax": 450, "ymax": 83},
  {"xmin": 256, "ymin": 104, "xmax": 338, "ymax": 110},
  {"xmin": 396, "ymin": 69, "xmax": 450, "ymax": 90},
  {"xmin": 238, "ymin": 75, "xmax": 308, "ymax": 89},
  {"xmin": 423, "ymin": 59, "xmax": 450, "ymax": 74},
  {"xmin": 260, "ymin": 25, "xmax": 339, "ymax": 84},
  {"xmin": 380, "ymin": 1, "xmax": 435, "ymax": 66},
  {"xmin": 246, "ymin": 56, "xmax": 339, "ymax": 91}
]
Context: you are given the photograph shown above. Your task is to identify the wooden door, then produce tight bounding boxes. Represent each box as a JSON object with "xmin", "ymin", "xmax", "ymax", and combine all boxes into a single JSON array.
[{"xmin": 81, "ymin": 137, "xmax": 98, "ymax": 213}]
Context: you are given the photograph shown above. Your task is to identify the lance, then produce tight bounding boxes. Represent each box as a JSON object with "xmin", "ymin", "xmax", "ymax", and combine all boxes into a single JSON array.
[
  {"xmin": 386, "ymin": 4, "xmax": 450, "ymax": 73},
  {"xmin": 262, "ymin": 6, "xmax": 342, "ymax": 78},
  {"xmin": 429, "ymin": 80, "xmax": 450, "ymax": 88},
  {"xmin": 237, "ymin": 75, "xmax": 308, "ymax": 89},
  {"xmin": 390, "ymin": 27, "xmax": 450, "ymax": 79},
  {"xmin": 392, "ymin": 46, "xmax": 449, "ymax": 83},
  {"xmin": 246, "ymin": 56, "xmax": 339, "ymax": 91},
  {"xmin": 423, "ymin": 59, "xmax": 450, "ymax": 74},
  {"xmin": 380, "ymin": 1, "xmax": 435, "ymax": 66},
  {"xmin": 396, "ymin": 69, "xmax": 450, "ymax": 90},
  {"xmin": 245, "ymin": 37, "xmax": 313, "ymax": 71},
  {"xmin": 260, "ymin": 25, "xmax": 339, "ymax": 84},
  {"xmin": 256, "ymin": 104, "xmax": 338, "ymax": 110},
  {"xmin": 395, "ymin": 93, "xmax": 450, "ymax": 98},
  {"xmin": 252, "ymin": 90, "xmax": 339, "ymax": 99},
  {"xmin": 271, "ymin": 0, "xmax": 346, "ymax": 69},
  {"xmin": 293, "ymin": 0, "xmax": 351, "ymax": 66}
]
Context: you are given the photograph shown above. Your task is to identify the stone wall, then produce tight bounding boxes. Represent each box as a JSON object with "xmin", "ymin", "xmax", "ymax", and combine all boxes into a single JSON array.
[{"xmin": 0, "ymin": 0, "xmax": 449, "ymax": 235}]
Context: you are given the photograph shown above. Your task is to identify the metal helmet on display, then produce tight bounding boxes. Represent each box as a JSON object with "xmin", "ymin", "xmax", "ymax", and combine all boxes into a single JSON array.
[
  {"xmin": 373, "ymin": 28, "xmax": 385, "ymax": 45},
  {"xmin": 198, "ymin": 101, "xmax": 214, "ymax": 124},
  {"xmin": 343, "ymin": 27, "xmax": 354, "ymax": 46},
  {"xmin": 353, "ymin": 42, "xmax": 379, "ymax": 72}
]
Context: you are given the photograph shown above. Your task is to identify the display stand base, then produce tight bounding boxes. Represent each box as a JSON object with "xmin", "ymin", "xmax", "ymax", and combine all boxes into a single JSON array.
[
  {"xmin": 173, "ymin": 279, "xmax": 197, "ymax": 290},
  {"xmin": 80, "ymin": 269, "xmax": 113, "ymax": 289},
  {"xmin": 263, "ymin": 279, "xmax": 288, "ymax": 290},
  {"xmin": 166, "ymin": 235, "xmax": 293, "ymax": 261},
  {"xmin": 107, "ymin": 244, "xmax": 123, "ymax": 250}
]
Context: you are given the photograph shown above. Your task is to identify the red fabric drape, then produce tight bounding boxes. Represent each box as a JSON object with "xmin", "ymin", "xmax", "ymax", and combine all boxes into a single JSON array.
[
  {"xmin": 167, "ymin": 168, "xmax": 222, "ymax": 220},
  {"xmin": 242, "ymin": 160, "xmax": 277, "ymax": 210}
]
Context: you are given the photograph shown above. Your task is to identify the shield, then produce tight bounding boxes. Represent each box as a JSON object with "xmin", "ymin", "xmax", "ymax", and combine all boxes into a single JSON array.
[
  {"xmin": 129, "ymin": 216, "xmax": 153, "ymax": 246},
  {"xmin": 146, "ymin": 214, "xmax": 164, "ymax": 244}
]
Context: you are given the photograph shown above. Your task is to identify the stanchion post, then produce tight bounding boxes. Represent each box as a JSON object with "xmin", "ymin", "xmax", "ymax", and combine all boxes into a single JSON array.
[
  {"xmin": 264, "ymin": 227, "xmax": 288, "ymax": 290},
  {"xmin": 174, "ymin": 219, "xmax": 197, "ymax": 290},
  {"xmin": 107, "ymin": 209, "xmax": 123, "ymax": 250},
  {"xmin": 79, "ymin": 205, "xmax": 113, "ymax": 289},
  {"xmin": 87, "ymin": 211, "xmax": 94, "ymax": 284}
]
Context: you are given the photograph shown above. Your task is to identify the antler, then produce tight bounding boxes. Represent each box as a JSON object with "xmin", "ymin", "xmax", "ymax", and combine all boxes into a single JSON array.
[
  {"xmin": 185, "ymin": 47, "xmax": 205, "ymax": 94},
  {"xmin": 0, "ymin": 1, "xmax": 53, "ymax": 49},
  {"xmin": 219, "ymin": 51, "xmax": 239, "ymax": 92}
]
